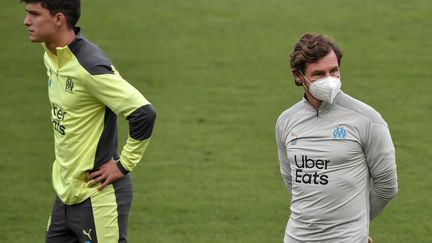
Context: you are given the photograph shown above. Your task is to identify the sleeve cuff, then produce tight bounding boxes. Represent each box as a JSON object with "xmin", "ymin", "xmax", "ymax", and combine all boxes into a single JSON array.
[{"xmin": 116, "ymin": 160, "xmax": 129, "ymax": 175}]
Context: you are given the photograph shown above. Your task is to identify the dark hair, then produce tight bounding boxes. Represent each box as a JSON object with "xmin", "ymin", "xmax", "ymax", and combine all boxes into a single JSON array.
[
  {"xmin": 289, "ymin": 33, "xmax": 343, "ymax": 85},
  {"xmin": 21, "ymin": 0, "xmax": 80, "ymax": 29}
]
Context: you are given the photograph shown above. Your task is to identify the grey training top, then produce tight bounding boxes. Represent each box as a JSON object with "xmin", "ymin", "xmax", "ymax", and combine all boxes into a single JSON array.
[{"xmin": 275, "ymin": 91, "xmax": 398, "ymax": 243}]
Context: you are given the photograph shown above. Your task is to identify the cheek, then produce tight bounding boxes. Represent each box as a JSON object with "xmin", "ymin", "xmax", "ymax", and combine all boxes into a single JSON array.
[{"xmin": 35, "ymin": 20, "xmax": 56, "ymax": 35}]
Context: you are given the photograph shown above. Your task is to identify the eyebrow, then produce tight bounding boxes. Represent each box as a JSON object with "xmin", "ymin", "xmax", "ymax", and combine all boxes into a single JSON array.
[
  {"xmin": 311, "ymin": 70, "xmax": 326, "ymax": 75},
  {"xmin": 25, "ymin": 8, "xmax": 40, "ymax": 15},
  {"xmin": 310, "ymin": 65, "xmax": 339, "ymax": 75}
]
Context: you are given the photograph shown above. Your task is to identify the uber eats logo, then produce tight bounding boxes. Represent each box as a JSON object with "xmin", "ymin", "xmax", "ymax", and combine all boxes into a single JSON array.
[
  {"xmin": 294, "ymin": 155, "xmax": 329, "ymax": 185},
  {"xmin": 52, "ymin": 103, "xmax": 67, "ymax": 135}
]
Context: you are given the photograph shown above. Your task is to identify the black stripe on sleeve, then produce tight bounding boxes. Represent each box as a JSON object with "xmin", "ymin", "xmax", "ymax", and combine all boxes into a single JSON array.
[
  {"xmin": 126, "ymin": 104, "xmax": 156, "ymax": 141},
  {"xmin": 116, "ymin": 161, "xmax": 129, "ymax": 175}
]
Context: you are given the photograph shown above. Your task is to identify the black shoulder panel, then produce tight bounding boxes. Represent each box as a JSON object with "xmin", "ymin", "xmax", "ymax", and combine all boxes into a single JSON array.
[{"xmin": 68, "ymin": 34, "xmax": 114, "ymax": 75}]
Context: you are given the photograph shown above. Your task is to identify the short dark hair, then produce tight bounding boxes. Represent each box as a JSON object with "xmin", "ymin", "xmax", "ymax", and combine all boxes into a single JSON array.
[
  {"xmin": 289, "ymin": 33, "xmax": 343, "ymax": 84},
  {"xmin": 21, "ymin": 0, "xmax": 80, "ymax": 29}
]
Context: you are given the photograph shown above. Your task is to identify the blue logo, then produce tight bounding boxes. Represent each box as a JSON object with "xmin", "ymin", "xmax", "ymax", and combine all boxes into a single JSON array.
[
  {"xmin": 48, "ymin": 79, "xmax": 52, "ymax": 87},
  {"xmin": 290, "ymin": 132, "xmax": 299, "ymax": 145},
  {"xmin": 333, "ymin": 126, "xmax": 347, "ymax": 139},
  {"xmin": 85, "ymin": 241, "xmax": 91, "ymax": 243}
]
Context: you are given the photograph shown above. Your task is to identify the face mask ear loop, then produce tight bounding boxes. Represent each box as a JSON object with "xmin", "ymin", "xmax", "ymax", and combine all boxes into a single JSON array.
[{"xmin": 299, "ymin": 70, "xmax": 312, "ymax": 94}]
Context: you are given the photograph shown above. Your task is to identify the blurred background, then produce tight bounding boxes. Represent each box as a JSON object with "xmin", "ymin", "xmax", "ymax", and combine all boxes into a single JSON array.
[{"xmin": 1, "ymin": 0, "xmax": 431, "ymax": 242}]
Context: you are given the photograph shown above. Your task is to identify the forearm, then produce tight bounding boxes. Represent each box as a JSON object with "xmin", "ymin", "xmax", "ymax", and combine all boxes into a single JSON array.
[
  {"xmin": 281, "ymin": 172, "xmax": 292, "ymax": 193},
  {"xmin": 119, "ymin": 104, "xmax": 156, "ymax": 172},
  {"xmin": 369, "ymin": 167, "xmax": 398, "ymax": 219},
  {"xmin": 119, "ymin": 137, "xmax": 151, "ymax": 172}
]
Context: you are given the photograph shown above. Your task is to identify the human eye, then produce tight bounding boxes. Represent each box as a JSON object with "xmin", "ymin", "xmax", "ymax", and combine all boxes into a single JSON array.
[
  {"xmin": 330, "ymin": 67, "xmax": 339, "ymax": 74},
  {"xmin": 311, "ymin": 71, "xmax": 325, "ymax": 78}
]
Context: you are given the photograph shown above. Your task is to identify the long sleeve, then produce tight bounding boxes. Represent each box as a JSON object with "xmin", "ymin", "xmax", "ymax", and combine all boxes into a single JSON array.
[
  {"xmin": 119, "ymin": 104, "xmax": 156, "ymax": 173},
  {"xmin": 85, "ymin": 72, "xmax": 156, "ymax": 173},
  {"xmin": 364, "ymin": 122, "xmax": 398, "ymax": 219},
  {"xmin": 276, "ymin": 122, "xmax": 292, "ymax": 193}
]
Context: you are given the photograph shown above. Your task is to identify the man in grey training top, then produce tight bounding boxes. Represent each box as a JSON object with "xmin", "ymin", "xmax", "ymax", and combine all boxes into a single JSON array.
[{"xmin": 275, "ymin": 33, "xmax": 398, "ymax": 243}]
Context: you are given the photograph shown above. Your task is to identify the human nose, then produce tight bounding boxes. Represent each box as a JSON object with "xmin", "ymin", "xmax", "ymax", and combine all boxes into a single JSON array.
[{"xmin": 23, "ymin": 15, "xmax": 31, "ymax": 27}]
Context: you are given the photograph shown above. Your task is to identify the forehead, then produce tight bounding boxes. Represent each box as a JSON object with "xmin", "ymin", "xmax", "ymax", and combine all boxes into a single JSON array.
[
  {"xmin": 304, "ymin": 51, "xmax": 339, "ymax": 74},
  {"xmin": 25, "ymin": 2, "xmax": 49, "ymax": 13}
]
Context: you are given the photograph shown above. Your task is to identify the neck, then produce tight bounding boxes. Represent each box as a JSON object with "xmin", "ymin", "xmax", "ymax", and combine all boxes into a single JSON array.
[
  {"xmin": 46, "ymin": 28, "xmax": 76, "ymax": 54},
  {"xmin": 302, "ymin": 83, "xmax": 321, "ymax": 109},
  {"xmin": 305, "ymin": 92, "xmax": 321, "ymax": 109}
]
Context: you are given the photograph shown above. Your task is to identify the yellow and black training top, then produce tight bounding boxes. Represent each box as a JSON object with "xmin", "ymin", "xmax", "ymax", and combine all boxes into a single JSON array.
[{"xmin": 43, "ymin": 28, "xmax": 156, "ymax": 205}]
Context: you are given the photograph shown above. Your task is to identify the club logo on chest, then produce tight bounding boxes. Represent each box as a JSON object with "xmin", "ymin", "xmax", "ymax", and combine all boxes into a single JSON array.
[{"xmin": 65, "ymin": 77, "xmax": 74, "ymax": 93}]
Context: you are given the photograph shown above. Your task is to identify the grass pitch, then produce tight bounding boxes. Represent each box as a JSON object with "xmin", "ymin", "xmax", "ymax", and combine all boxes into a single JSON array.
[{"xmin": 1, "ymin": 0, "xmax": 431, "ymax": 242}]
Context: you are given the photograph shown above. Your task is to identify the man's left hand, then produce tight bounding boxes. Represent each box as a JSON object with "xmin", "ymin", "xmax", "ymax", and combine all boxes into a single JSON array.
[{"xmin": 86, "ymin": 159, "xmax": 124, "ymax": 191}]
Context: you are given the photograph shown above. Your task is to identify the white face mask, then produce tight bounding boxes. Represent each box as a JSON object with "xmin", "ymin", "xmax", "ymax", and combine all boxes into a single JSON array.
[{"xmin": 301, "ymin": 74, "xmax": 341, "ymax": 103}]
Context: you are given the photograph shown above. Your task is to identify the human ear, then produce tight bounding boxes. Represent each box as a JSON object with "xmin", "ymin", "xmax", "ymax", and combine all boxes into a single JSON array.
[
  {"xmin": 292, "ymin": 69, "xmax": 303, "ymax": 84},
  {"xmin": 54, "ymin": 13, "xmax": 66, "ymax": 28}
]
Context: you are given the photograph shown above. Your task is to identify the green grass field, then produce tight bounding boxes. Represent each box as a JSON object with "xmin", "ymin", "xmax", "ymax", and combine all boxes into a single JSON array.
[{"xmin": 1, "ymin": 0, "xmax": 431, "ymax": 242}]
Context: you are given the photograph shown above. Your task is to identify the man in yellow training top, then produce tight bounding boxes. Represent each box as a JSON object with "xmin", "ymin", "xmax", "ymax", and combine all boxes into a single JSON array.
[{"xmin": 21, "ymin": 0, "xmax": 156, "ymax": 242}]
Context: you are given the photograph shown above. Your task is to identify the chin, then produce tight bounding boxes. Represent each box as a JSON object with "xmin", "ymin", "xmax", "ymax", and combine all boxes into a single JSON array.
[{"xmin": 29, "ymin": 36, "xmax": 42, "ymax": 43}]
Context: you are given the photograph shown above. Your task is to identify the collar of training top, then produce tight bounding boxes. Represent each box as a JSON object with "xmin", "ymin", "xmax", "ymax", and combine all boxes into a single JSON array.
[
  {"xmin": 68, "ymin": 27, "xmax": 83, "ymax": 54},
  {"xmin": 302, "ymin": 90, "xmax": 342, "ymax": 115},
  {"xmin": 42, "ymin": 27, "xmax": 83, "ymax": 66}
]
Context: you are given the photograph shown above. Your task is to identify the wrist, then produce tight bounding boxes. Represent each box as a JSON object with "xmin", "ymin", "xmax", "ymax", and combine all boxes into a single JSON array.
[{"xmin": 116, "ymin": 160, "xmax": 129, "ymax": 175}]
